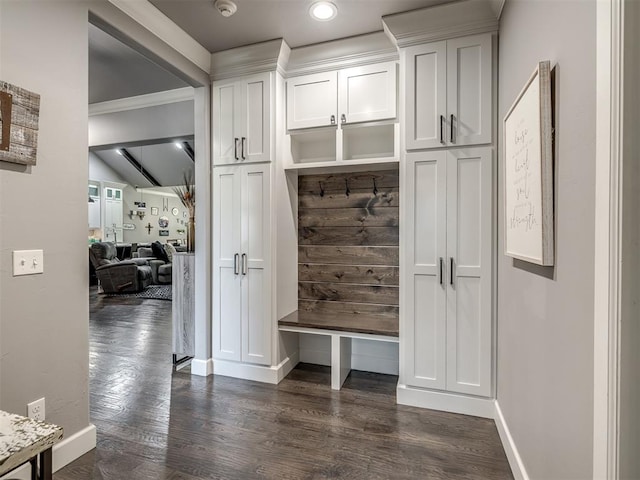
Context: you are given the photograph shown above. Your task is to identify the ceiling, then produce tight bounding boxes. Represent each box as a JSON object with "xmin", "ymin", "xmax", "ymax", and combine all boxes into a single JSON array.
[
  {"xmin": 89, "ymin": 23, "xmax": 188, "ymax": 104},
  {"xmin": 91, "ymin": 140, "xmax": 195, "ymax": 188},
  {"xmin": 88, "ymin": 0, "xmax": 486, "ymax": 186},
  {"xmin": 150, "ymin": 0, "xmax": 458, "ymax": 53}
]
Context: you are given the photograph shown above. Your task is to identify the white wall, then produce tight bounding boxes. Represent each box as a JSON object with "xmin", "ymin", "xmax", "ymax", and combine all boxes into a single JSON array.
[
  {"xmin": 0, "ymin": 0, "xmax": 91, "ymax": 440},
  {"xmin": 497, "ymin": 1, "xmax": 595, "ymax": 478}
]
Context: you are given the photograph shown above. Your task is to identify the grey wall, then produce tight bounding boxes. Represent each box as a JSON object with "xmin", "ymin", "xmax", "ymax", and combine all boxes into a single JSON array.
[
  {"xmin": 0, "ymin": 0, "xmax": 90, "ymax": 438},
  {"xmin": 620, "ymin": 0, "xmax": 640, "ymax": 476},
  {"xmin": 89, "ymin": 151, "xmax": 125, "ymax": 184},
  {"xmin": 121, "ymin": 188, "xmax": 189, "ymax": 244},
  {"xmin": 88, "ymin": 100, "xmax": 194, "ymax": 148},
  {"xmin": 497, "ymin": 1, "xmax": 595, "ymax": 478}
]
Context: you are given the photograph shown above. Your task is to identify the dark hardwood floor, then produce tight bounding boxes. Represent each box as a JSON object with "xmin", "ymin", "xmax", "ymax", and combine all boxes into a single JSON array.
[{"xmin": 54, "ymin": 288, "xmax": 513, "ymax": 479}]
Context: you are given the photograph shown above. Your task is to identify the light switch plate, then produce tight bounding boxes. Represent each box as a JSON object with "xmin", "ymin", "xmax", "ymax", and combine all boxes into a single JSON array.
[{"xmin": 13, "ymin": 249, "xmax": 44, "ymax": 276}]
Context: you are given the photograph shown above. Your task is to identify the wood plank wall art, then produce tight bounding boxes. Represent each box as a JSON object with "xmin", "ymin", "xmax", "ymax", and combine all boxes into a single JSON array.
[
  {"xmin": 0, "ymin": 80, "xmax": 40, "ymax": 166},
  {"xmin": 298, "ymin": 170, "xmax": 399, "ymax": 334}
]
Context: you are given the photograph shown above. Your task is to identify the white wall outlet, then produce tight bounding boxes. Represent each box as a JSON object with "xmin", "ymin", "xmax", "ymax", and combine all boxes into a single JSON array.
[
  {"xmin": 27, "ymin": 397, "xmax": 45, "ymax": 421},
  {"xmin": 12, "ymin": 249, "xmax": 44, "ymax": 276}
]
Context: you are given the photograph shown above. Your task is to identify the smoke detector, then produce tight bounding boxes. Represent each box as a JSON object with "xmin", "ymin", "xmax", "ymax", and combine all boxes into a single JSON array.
[{"xmin": 214, "ymin": 0, "xmax": 237, "ymax": 17}]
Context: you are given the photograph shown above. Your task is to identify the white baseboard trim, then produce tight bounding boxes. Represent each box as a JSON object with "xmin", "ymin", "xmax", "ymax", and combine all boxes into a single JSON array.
[
  {"xmin": 0, "ymin": 424, "xmax": 97, "ymax": 480},
  {"xmin": 396, "ymin": 384, "xmax": 495, "ymax": 419},
  {"xmin": 276, "ymin": 351, "xmax": 299, "ymax": 383},
  {"xmin": 214, "ymin": 354, "xmax": 298, "ymax": 384},
  {"xmin": 191, "ymin": 358, "xmax": 214, "ymax": 376},
  {"xmin": 494, "ymin": 401, "xmax": 529, "ymax": 480}
]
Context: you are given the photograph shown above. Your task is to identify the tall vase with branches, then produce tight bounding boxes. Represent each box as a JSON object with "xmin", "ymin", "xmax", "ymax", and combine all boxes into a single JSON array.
[{"xmin": 174, "ymin": 171, "xmax": 195, "ymax": 252}]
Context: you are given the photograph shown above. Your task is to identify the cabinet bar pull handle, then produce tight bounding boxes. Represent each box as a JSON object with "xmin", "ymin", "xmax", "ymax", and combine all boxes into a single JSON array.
[
  {"xmin": 450, "ymin": 114, "xmax": 455, "ymax": 143},
  {"xmin": 241, "ymin": 137, "xmax": 246, "ymax": 160},
  {"xmin": 242, "ymin": 253, "xmax": 247, "ymax": 276},
  {"xmin": 450, "ymin": 257, "xmax": 454, "ymax": 285},
  {"xmin": 440, "ymin": 115, "xmax": 445, "ymax": 144},
  {"xmin": 341, "ymin": 114, "xmax": 346, "ymax": 124},
  {"xmin": 234, "ymin": 253, "xmax": 239, "ymax": 275},
  {"xmin": 439, "ymin": 257, "xmax": 444, "ymax": 285},
  {"xmin": 234, "ymin": 138, "xmax": 239, "ymax": 160},
  {"xmin": 330, "ymin": 115, "xmax": 336, "ymax": 125}
]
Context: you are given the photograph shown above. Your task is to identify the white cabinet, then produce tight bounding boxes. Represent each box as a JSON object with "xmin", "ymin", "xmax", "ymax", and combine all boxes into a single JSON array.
[
  {"xmin": 88, "ymin": 184, "xmax": 101, "ymax": 229},
  {"xmin": 287, "ymin": 71, "xmax": 337, "ymax": 130},
  {"xmin": 403, "ymin": 147, "xmax": 492, "ymax": 397},
  {"xmin": 213, "ymin": 72, "xmax": 271, "ymax": 165},
  {"xmin": 213, "ymin": 163, "xmax": 272, "ymax": 366},
  {"xmin": 286, "ymin": 62, "xmax": 397, "ymax": 130},
  {"xmin": 405, "ymin": 34, "xmax": 492, "ymax": 149},
  {"xmin": 103, "ymin": 187, "xmax": 123, "ymax": 242}
]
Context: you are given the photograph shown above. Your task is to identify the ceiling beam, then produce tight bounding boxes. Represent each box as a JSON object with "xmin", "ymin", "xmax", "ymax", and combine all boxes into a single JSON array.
[
  {"xmin": 181, "ymin": 141, "xmax": 195, "ymax": 162},
  {"xmin": 118, "ymin": 147, "xmax": 161, "ymax": 187}
]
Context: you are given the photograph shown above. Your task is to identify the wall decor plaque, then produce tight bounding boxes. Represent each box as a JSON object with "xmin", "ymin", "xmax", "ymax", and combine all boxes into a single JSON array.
[{"xmin": 0, "ymin": 80, "xmax": 40, "ymax": 165}]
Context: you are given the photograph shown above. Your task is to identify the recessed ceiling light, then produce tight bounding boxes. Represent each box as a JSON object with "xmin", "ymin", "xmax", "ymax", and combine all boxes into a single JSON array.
[{"xmin": 309, "ymin": 1, "xmax": 337, "ymax": 21}]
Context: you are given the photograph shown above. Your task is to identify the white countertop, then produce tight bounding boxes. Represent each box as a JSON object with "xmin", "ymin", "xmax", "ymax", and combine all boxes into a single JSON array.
[{"xmin": 0, "ymin": 410, "xmax": 63, "ymax": 475}]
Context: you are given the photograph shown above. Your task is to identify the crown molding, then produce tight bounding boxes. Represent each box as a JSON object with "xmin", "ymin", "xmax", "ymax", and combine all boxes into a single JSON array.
[
  {"xmin": 286, "ymin": 31, "xmax": 398, "ymax": 77},
  {"xmin": 383, "ymin": 0, "xmax": 499, "ymax": 49},
  {"xmin": 210, "ymin": 39, "xmax": 290, "ymax": 81},
  {"xmin": 108, "ymin": 0, "xmax": 211, "ymax": 73},
  {"xmin": 89, "ymin": 87, "xmax": 194, "ymax": 116}
]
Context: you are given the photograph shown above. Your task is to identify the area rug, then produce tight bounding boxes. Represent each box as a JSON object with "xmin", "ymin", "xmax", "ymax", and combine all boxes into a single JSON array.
[{"xmin": 104, "ymin": 284, "xmax": 172, "ymax": 301}]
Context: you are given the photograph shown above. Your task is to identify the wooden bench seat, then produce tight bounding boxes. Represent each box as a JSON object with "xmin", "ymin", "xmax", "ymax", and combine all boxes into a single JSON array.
[{"xmin": 278, "ymin": 310, "xmax": 399, "ymax": 390}]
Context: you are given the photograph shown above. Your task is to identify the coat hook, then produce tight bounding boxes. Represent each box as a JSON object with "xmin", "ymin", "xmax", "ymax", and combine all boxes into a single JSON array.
[
  {"xmin": 345, "ymin": 178, "xmax": 350, "ymax": 197},
  {"xmin": 373, "ymin": 178, "xmax": 378, "ymax": 196},
  {"xmin": 319, "ymin": 181, "xmax": 325, "ymax": 198}
]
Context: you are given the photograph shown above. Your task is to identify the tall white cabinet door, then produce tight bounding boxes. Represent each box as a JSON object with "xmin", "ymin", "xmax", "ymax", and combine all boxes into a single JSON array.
[
  {"xmin": 213, "ymin": 81, "xmax": 241, "ymax": 165},
  {"xmin": 243, "ymin": 73, "xmax": 271, "ymax": 163},
  {"xmin": 213, "ymin": 167, "xmax": 242, "ymax": 361},
  {"xmin": 447, "ymin": 35, "xmax": 492, "ymax": 146},
  {"xmin": 404, "ymin": 151, "xmax": 447, "ymax": 390},
  {"xmin": 240, "ymin": 164, "xmax": 272, "ymax": 365},
  {"xmin": 338, "ymin": 62, "xmax": 396, "ymax": 125},
  {"xmin": 445, "ymin": 148, "xmax": 492, "ymax": 396},
  {"xmin": 287, "ymin": 71, "xmax": 337, "ymax": 130},
  {"xmin": 405, "ymin": 42, "xmax": 447, "ymax": 150}
]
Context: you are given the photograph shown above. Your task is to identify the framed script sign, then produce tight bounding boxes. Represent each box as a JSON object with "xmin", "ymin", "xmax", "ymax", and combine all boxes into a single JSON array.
[{"xmin": 503, "ymin": 61, "xmax": 554, "ymax": 266}]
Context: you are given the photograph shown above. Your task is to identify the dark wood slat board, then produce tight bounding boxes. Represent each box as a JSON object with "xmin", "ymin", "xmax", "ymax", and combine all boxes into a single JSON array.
[
  {"xmin": 289, "ymin": 169, "xmax": 401, "ymax": 338},
  {"xmin": 299, "ymin": 226, "xmax": 400, "ymax": 246},
  {"xmin": 299, "ymin": 171, "xmax": 399, "ymax": 193},
  {"xmin": 298, "ymin": 264, "xmax": 399, "ymax": 285},
  {"xmin": 299, "ymin": 245, "xmax": 399, "ymax": 266},
  {"xmin": 299, "ymin": 188, "xmax": 399, "ymax": 209},
  {"xmin": 299, "ymin": 282, "xmax": 399, "ymax": 305},
  {"xmin": 298, "ymin": 299, "xmax": 399, "ymax": 318},
  {"xmin": 299, "ymin": 207, "xmax": 399, "ymax": 227}
]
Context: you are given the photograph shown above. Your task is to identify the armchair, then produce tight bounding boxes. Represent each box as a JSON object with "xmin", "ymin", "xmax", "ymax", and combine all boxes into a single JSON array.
[
  {"xmin": 135, "ymin": 244, "xmax": 172, "ymax": 284},
  {"xmin": 89, "ymin": 242, "xmax": 153, "ymax": 293}
]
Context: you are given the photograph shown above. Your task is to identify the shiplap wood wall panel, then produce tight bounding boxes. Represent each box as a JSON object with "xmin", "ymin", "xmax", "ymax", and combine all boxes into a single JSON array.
[
  {"xmin": 297, "ymin": 170, "xmax": 399, "ymax": 335},
  {"xmin": 0, "ymin": 80, "xmax": 40, "ymax": 165}
]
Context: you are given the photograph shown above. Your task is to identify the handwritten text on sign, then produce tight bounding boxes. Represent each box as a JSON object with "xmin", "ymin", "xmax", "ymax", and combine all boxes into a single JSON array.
[{"xmin": 504, "ymin": 71, "xmax": 543, "ymax": 260}]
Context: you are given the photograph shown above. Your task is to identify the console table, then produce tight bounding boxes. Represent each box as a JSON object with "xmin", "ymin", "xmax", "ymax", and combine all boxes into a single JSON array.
[{"xmin": 0, "ymin": 410, "xmax": 63, "ymax": 480}]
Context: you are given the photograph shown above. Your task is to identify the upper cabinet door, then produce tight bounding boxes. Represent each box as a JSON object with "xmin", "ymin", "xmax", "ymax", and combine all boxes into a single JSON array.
[
  {"xmin": 447, "ymin": 35, "xmax": 492, "ymax": 147},
  {"xmin": 213, "ymin": 73, "xmax": 271, "ymax": 165},
  {"xmin": 338, "ymin": 62, "xmax": 397, "ymax": 125},
  {"xmin": 405, "ymin": 34, "xmax": 492, "ymax": 150},
  {"xmin": 405, "ymin": 42, "xmax": 447, "ymax": 150},
  {"xmin": 243, "ymin": 73, "xmax": 271, "ymax": 163},
  {"xmin": 213, "ymin": 81, "xmax": 241, "ymax": 165},
  {"xmin": 287, "ymin": 71, "xmax": 337, "ymax": 130}
]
